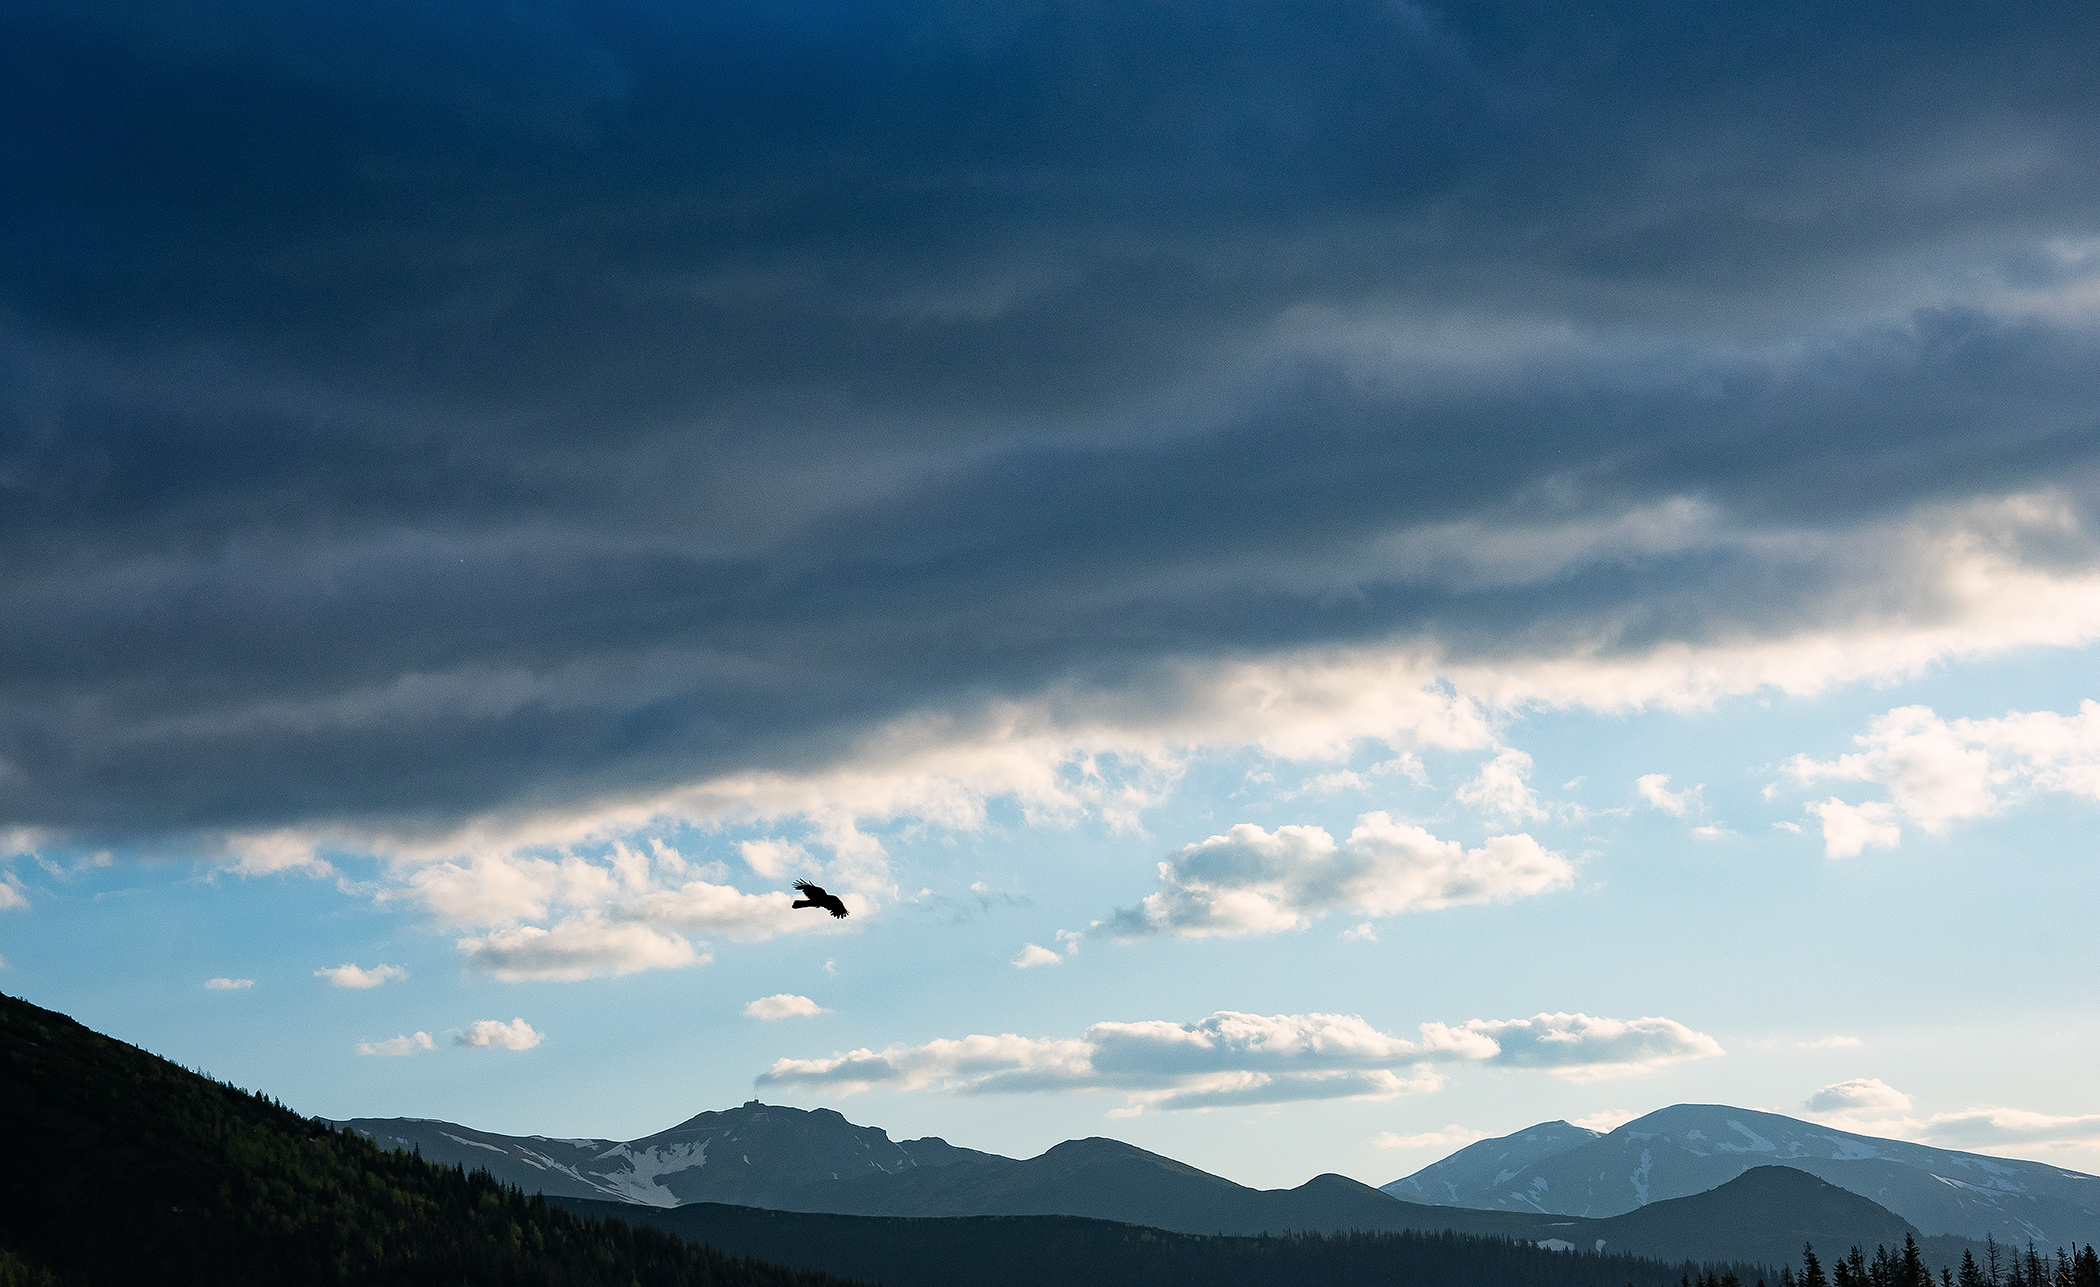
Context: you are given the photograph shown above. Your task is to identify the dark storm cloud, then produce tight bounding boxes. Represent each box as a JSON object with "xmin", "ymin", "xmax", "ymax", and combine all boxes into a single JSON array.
[{"xmin": 2, "ymin": 0, "xmax": 2098, "ymax": 840}]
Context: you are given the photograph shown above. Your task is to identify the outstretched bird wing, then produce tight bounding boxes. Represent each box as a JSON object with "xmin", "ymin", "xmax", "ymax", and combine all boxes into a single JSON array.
[{"xmin": 789, "ymin": 880, "xmax": 848, "ymax": 917}]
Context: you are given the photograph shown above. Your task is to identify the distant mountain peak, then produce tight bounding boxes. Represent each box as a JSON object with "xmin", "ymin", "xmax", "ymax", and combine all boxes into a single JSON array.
[{"xmin": 1383, "ymin": 1103, "xmax": 2099, "ymax": 1247}]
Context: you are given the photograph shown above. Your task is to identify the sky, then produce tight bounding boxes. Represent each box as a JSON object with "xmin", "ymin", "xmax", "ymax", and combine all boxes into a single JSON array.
[{"xmin": 2, "ymin": 0, "xmax": 2099, "ymax": 1190}]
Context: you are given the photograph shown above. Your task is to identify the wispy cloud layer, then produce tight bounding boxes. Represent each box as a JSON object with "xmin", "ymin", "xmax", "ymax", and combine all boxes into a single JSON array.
[
  {"xmin": 1807, "ymin": 1080, "xmax": 2100, "ymax": 1153},
  {"xmin": 758, "ymin": 1009, "xmax": 1721, "ymax": 1112}
]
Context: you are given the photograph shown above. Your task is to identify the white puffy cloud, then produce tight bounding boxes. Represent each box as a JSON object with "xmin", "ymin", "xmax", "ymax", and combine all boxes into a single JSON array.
[
  {"xmin": 1089, "ymin": 814, "xmax": 1572, "ymax": 940},
  {"xmin": 205, "ymin": 977, "xmax": 253, "ymax": 990},
  {"xmin": 1636, "ymin": 774, "xmax": 1702, "ymax": 817},
  {"xmin": 399, "ymin": 841, "xmax": 829, "ymax": 981},
  {"xmin": 458, "ymin": 918, "xmax": 703, "ymax": 982},
  {"xmin": 1788, "ymin": 700, "xmax": 2100, "ymax": 852},
  {"xmin": 0, "ymin": 872, "xmax": 27, "ymax": 911},
  {"xmin": 1455, "ymin": 748, "xmax": 1547, "ymax": 821},
  {"xmin": 1807, "ymin": 1077, "xmax": 1913, "ymax": 1113},
  {"xmin": 456, "ymin": 1018, "xmax": 542, "ymax": 1050},
  {"xmin": 1805, "ymin": 798, "xmax": 1901, "ymax": 859},
  {"xmin": 356, "ymin": 1031, "xmax": 435, "ymax": 1056},
  {"xmin": 758, "ymin": 1008, "xmax": 1720, "ymax": 1112},
  {"xmin": 1373, "ymin": 1125, "xmax": 1490, "ymax": 1151},
  {"xmin": 1011, "ymin": 943, "xmax": 1062, "ymax": 969},
  {"xmin": 1441, "ymin": 1012, "xmax": 1725, "ymax": 1082},
  {"xmin": 314, "ymin": 963, "xmax": 407, "ymax": 989},
  {"xmin": 744, "ymin": 993, "xmax": 828, "ymax": 1020}
]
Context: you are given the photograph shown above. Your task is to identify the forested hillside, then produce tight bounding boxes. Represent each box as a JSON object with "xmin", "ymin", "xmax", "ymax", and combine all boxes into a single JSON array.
[{"xmin": 0, "ymin": 993, "xmax": 850, "ymax": 1287}]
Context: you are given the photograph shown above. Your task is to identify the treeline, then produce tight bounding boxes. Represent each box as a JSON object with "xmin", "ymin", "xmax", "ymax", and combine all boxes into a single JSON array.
[
  {"xmin": 0, "ymin": 993, "xmax": 851, "ymax": 1287},
  {"xmin": 1767, "ymin": 1237, "xmax": 2100, "ymax": 1287}
]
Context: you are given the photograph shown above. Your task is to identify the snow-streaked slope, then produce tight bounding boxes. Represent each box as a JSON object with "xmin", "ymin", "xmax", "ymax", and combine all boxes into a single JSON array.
[
  {"xmin": 1383, "ymin": 1120, "xmax": 1603, "ymax": 1206},
  {"xmin": 1382, "ymin": 1104, "xmax": 2100, "ymax": 1247},
  {"xmin": 335, "ymin": 1100, "xmax": 989, "ymax": 1209}
]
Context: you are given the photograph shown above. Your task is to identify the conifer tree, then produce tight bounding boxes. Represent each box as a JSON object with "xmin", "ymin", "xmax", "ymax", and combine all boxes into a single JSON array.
[
  {"xmin": 1963, "ymin": 1249, "xmax": 1989, "ymax": 1287},
  {"xmin": 1802, "ymin": 1243, "xmax": 1830, "ymax": 1287},
  {"xmin": 2071, "ymin": 1245, "xmax": 2099, "ymax": 1287}
]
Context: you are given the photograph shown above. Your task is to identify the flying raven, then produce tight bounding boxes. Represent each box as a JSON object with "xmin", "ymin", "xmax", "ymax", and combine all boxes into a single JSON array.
[{"xmin": 791, "ymin": 880, "xmax": 849, "ymax": 919}]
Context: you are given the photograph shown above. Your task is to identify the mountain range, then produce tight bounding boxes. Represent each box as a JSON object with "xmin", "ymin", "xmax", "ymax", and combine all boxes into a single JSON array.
[
  {"xmin": 337, "ymin": 1100, "xmax": 1979, "ymax": 1266},
  {"xmin": 1385, "ymin": 1105, "xmax": 2100, "ymax": 1248}
]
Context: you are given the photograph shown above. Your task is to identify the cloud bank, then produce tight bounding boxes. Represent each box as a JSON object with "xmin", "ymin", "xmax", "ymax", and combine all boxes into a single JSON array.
[
  {"xmin": 758, "ymin": 1009, "xmax": 1721, "ymax": 1112},
  {"xmin": 0, "ymin": 1, "xmax": 2097, "ymax": 887}
]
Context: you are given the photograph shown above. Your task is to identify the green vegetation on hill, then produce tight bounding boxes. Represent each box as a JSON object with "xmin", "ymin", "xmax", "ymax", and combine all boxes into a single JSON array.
[{"xmin": 0, "ymin": 993, "xmax": 851, "ymax": 1287}]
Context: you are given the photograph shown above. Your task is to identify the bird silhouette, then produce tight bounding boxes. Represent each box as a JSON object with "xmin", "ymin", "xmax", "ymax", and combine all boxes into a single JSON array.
[{"xmin": 790, "ymin": 880, "xmax": 849, "ymax": 919}]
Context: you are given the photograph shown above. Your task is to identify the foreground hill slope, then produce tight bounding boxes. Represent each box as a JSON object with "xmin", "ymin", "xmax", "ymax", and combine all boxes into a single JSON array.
[
  {"xmin": 1384, "ymin": 1104, "xmax": 2100, "ymax": 1247},
  {"xmin": 0, "ymin": 993, "xmax": 847, "ymax": 1287}
]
